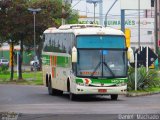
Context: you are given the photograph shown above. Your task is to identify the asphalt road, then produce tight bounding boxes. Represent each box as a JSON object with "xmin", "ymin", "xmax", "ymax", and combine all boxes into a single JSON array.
[{"xmin": 0, "ymin": 84, "xmax": 160, "ymax": 120}]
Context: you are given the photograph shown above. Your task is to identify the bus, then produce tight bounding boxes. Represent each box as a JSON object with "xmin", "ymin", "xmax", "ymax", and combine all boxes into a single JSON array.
[{"xmin": 42, "ymin": 24, "xmax": 128, "ymax": 100}]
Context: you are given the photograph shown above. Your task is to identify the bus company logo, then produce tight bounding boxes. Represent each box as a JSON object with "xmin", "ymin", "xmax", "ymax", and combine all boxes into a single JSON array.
[{"xmin": 101, "ymin": 83, "xmax": 104, "ymax": 86}]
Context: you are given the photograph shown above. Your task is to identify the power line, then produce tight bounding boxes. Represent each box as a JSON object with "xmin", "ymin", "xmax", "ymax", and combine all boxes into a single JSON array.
[{"xmin": 71, "ymin": 0, "xmax": 83, "ymax": 9}]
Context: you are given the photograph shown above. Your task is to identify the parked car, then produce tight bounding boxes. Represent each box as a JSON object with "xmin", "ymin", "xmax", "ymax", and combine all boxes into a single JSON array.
[
  {"xmin": 0, "ymin": 58, "xmax": 9, "ymax": 67},
  {"xmin": 30, "ymin": 59, "xmax": 41, "ymax": 71},
  {"xmin": 30, "ymin": 59, "xmax": 39, "ymax": 66}
]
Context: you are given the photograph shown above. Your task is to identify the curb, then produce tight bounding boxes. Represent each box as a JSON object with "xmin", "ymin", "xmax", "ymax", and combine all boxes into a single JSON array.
[{"xmin": 126, "ymin": 91, "xmax": 160, "ymax": 97}]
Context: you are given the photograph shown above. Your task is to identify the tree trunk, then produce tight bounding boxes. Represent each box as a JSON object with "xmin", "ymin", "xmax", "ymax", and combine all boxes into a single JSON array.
[
  {"xmin": 37, "ymin": 41, "xmax": 43, "ymax": 70},
  {"xmin": 18, "ymin": 38, "xmax": 23, "ymax": 80},
  {"xmin": 10, "ymin": 42, "xmax": 14, "ymax": 81}
]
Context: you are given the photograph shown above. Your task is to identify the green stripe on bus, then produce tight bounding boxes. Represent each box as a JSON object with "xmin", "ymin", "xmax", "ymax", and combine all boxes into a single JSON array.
[
  {"xmin": 42, "ymin": 55, "xmax": 50, "ymax": 65},
  {"xmin": 57, "ymin": 56, "xmax": 71, "ymax": 67},
  {"xmin": 76, "ymin": 78, "xmax": 127, "ymax": 84},
  {"xmin": 42, "ymin": 55, "xmax": 71, "ymax": 67},
  {"xmin": 76, "ymin": 79, "xmax": 83, "ymax": 83}
]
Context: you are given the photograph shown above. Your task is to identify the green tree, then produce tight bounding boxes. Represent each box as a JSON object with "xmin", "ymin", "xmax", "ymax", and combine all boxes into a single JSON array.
[
  {"xmin": 0, "ymin": 0, "xmax": 26, "ymax": 80},
  {"xmin": 0, "ymin": 0, "xmax": 79, "ymax": 81}
]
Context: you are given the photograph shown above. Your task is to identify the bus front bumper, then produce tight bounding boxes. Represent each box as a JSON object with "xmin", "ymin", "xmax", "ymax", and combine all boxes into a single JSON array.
[{"xmin": 73, "ymin": 85, "xmax": 127, "ymax": 95}]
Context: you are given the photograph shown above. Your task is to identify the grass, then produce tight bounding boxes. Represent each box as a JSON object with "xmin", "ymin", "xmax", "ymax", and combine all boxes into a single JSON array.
[
  {"xmin": 0, "ymin": 71, "xmax": 43, "ymax": 85},
  {"xmin": 0, "ymin": 70, "xmax": 160, "ymax": 94},
  {"xmin": 128, "ymin": 87, "xmax": 160, "ymax": 93}
]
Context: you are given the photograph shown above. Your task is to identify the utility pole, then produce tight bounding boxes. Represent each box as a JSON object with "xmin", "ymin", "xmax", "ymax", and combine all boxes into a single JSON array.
[
  {"xmin": 93, "ymin": 2, "xmax": 96, "ymax": 23},
  {"xmin": 28, "ymin": 8, "xmax": 41, "ymax": 61},
  {"xmin": 121, "ymin": 10, "xmax": 125, "ymax": 32},
  {"xmin": 138, "ymin": 0, "xmax": 140, "ymax": 48},
  {"xmin": 105, "ymin": 0, "xmax": 118, "ymax": 27},
  {"xmin": 155, "ymin": 0, "xmax": 158, "ymax": 53},
  {"xmin": 99, "ymin": 0, "xmax": 103, "ymax": 25},
  {"xmin": 86, "ymin": 0, "xmax": 101, "ymax": 24},
  {"xmin": 28, "ymin": 8, "xmax": 41, "ymax": 80},
  {"xmin": 62, "ymin": 0, "xmax": 65, "ymax": 25}
]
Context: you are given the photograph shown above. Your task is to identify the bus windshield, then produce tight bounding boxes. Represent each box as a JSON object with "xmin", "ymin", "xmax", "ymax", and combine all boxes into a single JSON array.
[{"xmin": 76, "ymin": 35, "xmax": 127, "ymax": 78}]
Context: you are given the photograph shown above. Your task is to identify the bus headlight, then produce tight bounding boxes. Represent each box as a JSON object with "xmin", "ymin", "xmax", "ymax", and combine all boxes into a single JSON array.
[{"xmin": 117, "ymin": 83, "xmax": 126, "ymax": 86}]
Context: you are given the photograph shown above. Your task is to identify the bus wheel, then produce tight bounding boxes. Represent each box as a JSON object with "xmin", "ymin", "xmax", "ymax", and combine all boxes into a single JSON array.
[
  {"xmin": 67, "ymin": 80, "xmax": 76, "ymax": 101},
  {"xmin": 48, "ymin": 80, "xmax": 53, "ymax": 95},
  {"xmin": 111, "ymin": 94, "xmax": 118, "ymax": 100}
]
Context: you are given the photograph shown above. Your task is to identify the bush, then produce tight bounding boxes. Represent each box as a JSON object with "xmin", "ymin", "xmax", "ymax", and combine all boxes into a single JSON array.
[
  {"xmin": 0, "ymin": 64, "xmax": 9, "ymax": 74},
  {"xmin": 128, "ymin": 67, "xmax": 160, "ymax": 91}
]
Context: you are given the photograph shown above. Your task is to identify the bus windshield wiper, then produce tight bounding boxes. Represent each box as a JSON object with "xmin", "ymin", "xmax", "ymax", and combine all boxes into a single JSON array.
[
  {"xmin": 90, "ymin": 61, "xmax": 115, "ymax": 77},
  {"xmin": 103, "ymin": 62, "xmax": 115, "ymax": 77},
  {"xmin": 91, "ymin": 61, "xmax": 101, "ymax": 77}
]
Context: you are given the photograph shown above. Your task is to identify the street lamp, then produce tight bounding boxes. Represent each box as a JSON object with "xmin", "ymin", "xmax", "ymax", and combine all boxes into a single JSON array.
[
  {"xmin": 104, "ymin": 0, "xmax": 118, "ymax": 27},
  {"xmin": 28, "ymin": 8, "xmax": 41, "ymax": 63},
  {"xmin": 86, "ymin": 0, "xmax": 101, "ymax": 24}
]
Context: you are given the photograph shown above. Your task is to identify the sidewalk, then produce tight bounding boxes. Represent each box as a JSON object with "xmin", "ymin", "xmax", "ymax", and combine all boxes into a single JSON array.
[{"xmin": 126, "ymin": 91, "xmax": 160, "ymax": 97}]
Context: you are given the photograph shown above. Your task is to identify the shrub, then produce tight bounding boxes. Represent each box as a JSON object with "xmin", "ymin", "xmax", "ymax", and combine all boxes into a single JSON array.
[
  {"xmin": 128, "ymin": 67, "xmax": 160, "ymax": 91},
  {"xmin": 0, "ymin": 64, "xmax": 9, "ymax": 74}
]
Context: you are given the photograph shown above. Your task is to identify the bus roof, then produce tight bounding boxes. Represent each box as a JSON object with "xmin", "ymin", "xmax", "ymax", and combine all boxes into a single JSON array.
[{"xmin": 43, "ymin": 24, "xmax": 124, "ymax": 36}]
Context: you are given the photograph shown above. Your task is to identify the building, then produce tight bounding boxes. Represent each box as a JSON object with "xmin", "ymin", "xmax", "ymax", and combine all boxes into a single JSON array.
[
  {"xmin": 76, "ymin": 0, "xmax": 155, "ymax": 52},
  {"xmin": 157, "ymin": 0, "xmax": 160, "ymax": 52},
  {"xmin": 0, "ymin": 44, "xmax": 34, "ymax": 65}
]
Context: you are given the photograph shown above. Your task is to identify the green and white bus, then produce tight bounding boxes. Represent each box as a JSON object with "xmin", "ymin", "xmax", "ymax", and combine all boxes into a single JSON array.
[{"xmin": 42, "ymin": 24, "xmax": 128, "ymax": 100}]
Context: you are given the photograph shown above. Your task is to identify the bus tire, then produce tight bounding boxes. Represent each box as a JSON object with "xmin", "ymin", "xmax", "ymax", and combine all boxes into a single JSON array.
[
  {"xmin": 67, "ymin": 79, "xmax": 76, "ymax": 101},
  {"xmin": 111, "ymin": 94, "xmax": 118, "ymax": 100},
  {"xmin": 67, "ymin": 79, "xmax": 70, "ymax": 92},
  {"xmin": 46, "ymin": 74, "xmax": 49, "ymax": 87},
  {"xmin": 48, "ymin": 80, "xmax": 53, "ymax": 95}
]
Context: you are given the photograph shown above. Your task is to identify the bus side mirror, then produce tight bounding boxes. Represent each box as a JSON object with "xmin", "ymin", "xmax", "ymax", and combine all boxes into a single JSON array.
[
  {"xmin": 72, "ymin": 46, "xmax": 77, "ymax": 63},
  {"xmin": 127, "ymin": 47, "xmax": 134, "ymax": 63}
]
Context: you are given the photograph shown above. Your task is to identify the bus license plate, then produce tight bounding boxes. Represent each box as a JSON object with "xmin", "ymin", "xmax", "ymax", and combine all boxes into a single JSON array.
[{"xmin": 98, "ymin": 89, "xmax": 107, "ymax": 93}]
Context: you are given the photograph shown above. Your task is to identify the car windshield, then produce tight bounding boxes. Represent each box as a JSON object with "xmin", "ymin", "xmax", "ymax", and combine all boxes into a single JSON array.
[
  {"xmin": 77, "ymin": 50, "xmax": 127, "ymax": 78},
  {"xmin": 2, "ymin": 59, "xmax": 8, "ymax": 62}
]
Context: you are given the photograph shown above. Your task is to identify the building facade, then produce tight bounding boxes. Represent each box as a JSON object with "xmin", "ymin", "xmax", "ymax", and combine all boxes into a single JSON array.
[{"xmin": 157, "ymin": 0, "xmax": 160, "ymax": 52}]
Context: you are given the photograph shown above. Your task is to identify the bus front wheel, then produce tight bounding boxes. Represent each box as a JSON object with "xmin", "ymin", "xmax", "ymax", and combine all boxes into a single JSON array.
[
  {"xmin": 67, "ymin": 80, "xmax": 77, "ymax": 101},
  {"xmin": 111, "ymin": 94, "xmax": 118, "ymax": 100}
]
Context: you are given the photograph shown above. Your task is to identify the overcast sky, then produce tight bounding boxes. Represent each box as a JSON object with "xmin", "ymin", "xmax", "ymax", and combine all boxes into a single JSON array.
[
  {"xmin": 71, "ymin": 0, "xmax": 152, "ymax": 19},
  {"xmin": 72, "ymin": 0, "xmax": 120, "ymax": 17}
]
